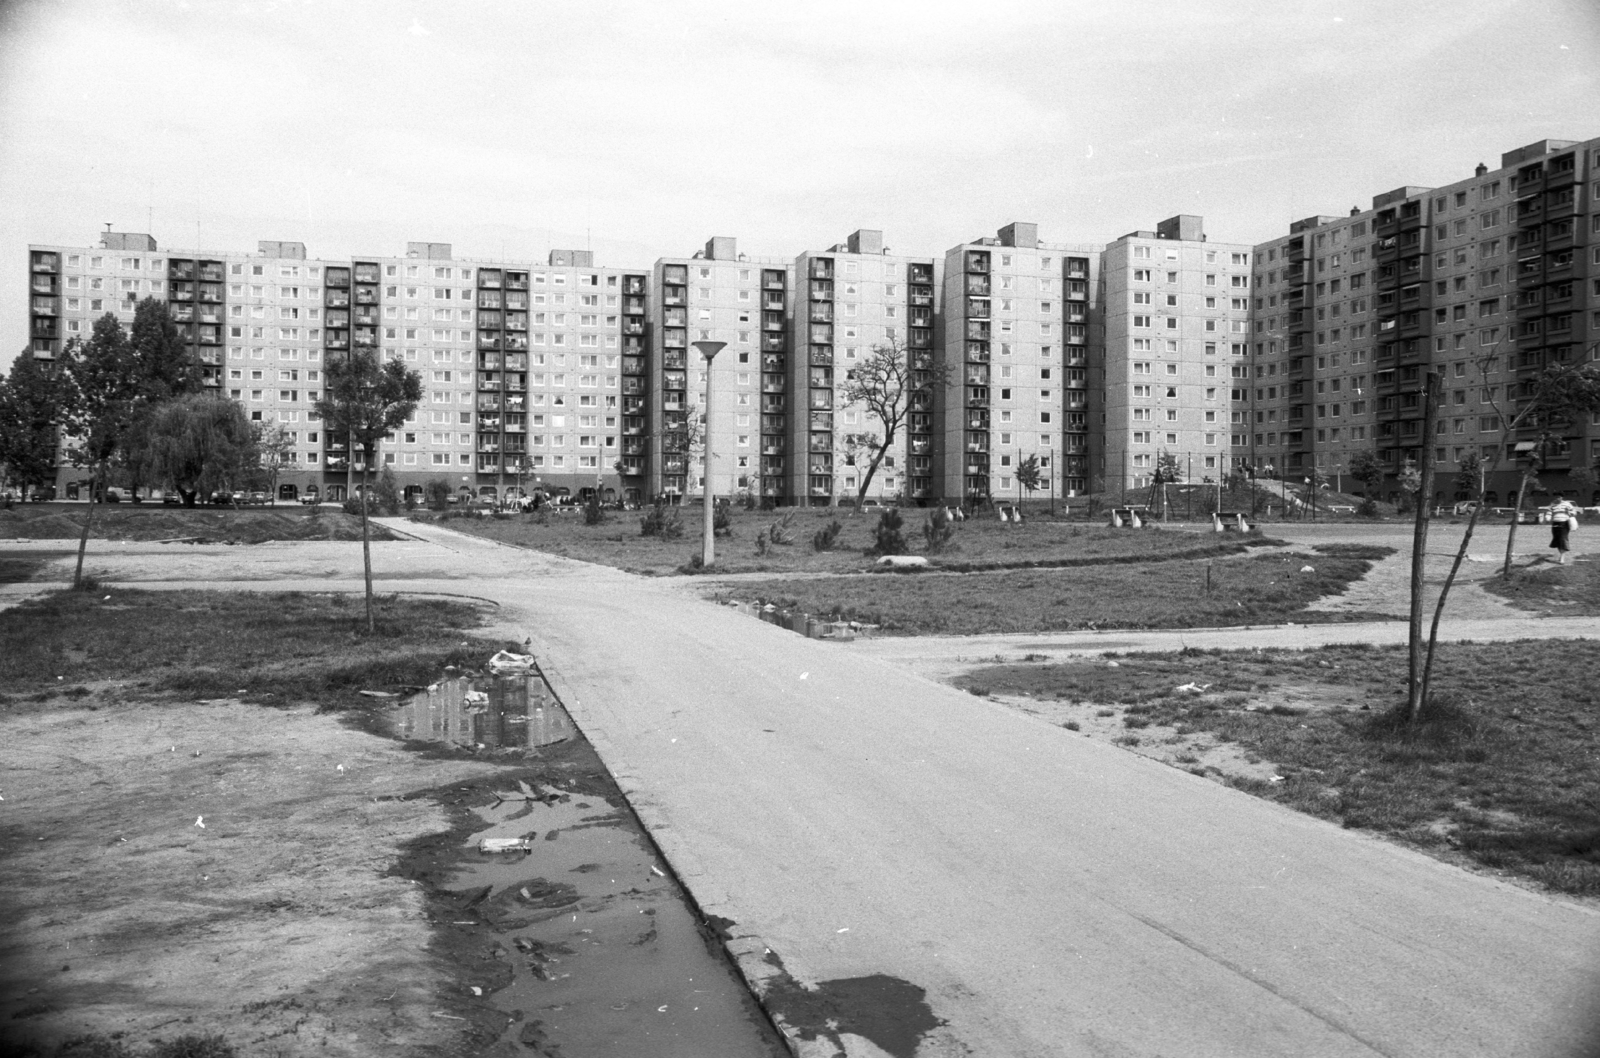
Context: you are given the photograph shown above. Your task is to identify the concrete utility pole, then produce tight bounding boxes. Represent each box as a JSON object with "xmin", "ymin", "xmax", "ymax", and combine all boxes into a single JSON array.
[{"xmin": 692, "ymin": 340, "xmax": 726, "ymax": 568}]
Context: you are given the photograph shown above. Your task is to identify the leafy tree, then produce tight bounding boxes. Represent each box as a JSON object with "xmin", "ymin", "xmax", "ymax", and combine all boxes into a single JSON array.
[
  {"xmin": 61, "ymin": 314, "xmax": 142, "ymax": 586},
  {"xmin": 1454, "ymin": 450, "xmax": 1483, "ymax": 500},
  {"xmin": 114, "ymin": 299, "xmax": 207, "ymax": 499},
  {"xmin": 1015, "ymin": 453, "xmax": 1041, "ymax": 508},
  {"xmin": 134, "ymin": 394, "xmax": 257, "ymax": 507},
  {"xmin": 1347, "ymin": 450, "xmax": 1386, "ymax": 498},
  {"xmin": 1568, "ymin": 460, "xmax": 1598, "ymax": 505},
  {"xmin": 254, "ymin": 422, "xmax": 297, "ymax": 503},
  {"xmin": 313, "ymin": 350, "xmax": 423, "ymax": 632},
  {"xmin": 837, "ymin": 338, "xmax": 950, "ymax": 511},
  {"xmin": 0, "ymin": 350, "xmax": 74, "ymax": 499}
]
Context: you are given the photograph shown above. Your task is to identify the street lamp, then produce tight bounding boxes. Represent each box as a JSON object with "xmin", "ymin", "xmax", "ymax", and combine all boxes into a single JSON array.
[{"xmin": 692, "ymin": 340, "xmax": 726, "ymax": 567}]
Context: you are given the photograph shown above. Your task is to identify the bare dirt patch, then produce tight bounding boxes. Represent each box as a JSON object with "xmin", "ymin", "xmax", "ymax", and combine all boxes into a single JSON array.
[{"xmin": 0, "ymin": 694, "xmax": 504, "ymax": 1057}]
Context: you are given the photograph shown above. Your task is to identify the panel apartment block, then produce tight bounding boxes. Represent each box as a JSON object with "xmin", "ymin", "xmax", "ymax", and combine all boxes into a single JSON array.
[
  {"xmin": 1100, "ymin": 216, "xmax": 1252, "ymax": 496},
  {"xmin": 27, "ymin": 234, "xmax": 642, "ymax": 503},
  {"xmin": 649, "ymin": 237, "xmax": 792, "ymax": 501},
  {"xmin": 937, "ymin": 223, "xmax": 1100, "ymax": 503},
  {"xmin": 790, "ymin": 229, "xmax": 940, "ymax": 505},
  {"xmin": 1246, "ymin": 135, "xmax": 1600, "ymax": 505}
]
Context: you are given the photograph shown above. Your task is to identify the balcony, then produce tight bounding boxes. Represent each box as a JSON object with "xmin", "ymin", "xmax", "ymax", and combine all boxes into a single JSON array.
[
  {"xmin": 478, "ymin": 292, "xmax": 503, "ymax": 309},
  {"xmin": 506, "ymin": 273, "xmax": 529, "ymax": 291},
  {"xmin": 354, "ymin": 289, "xmax": 378, "ymax": 305},
  {"xmin": 169, "ymin": 262, "xmax": 196, "ymax": 280},
  {"xmin": 31, "ymin": 276, "xmax": 58, "ymax": 295},
  {"xmin": 31, "ymin": 252, "xmax": 60, "ymax": 272},
  {"xmin": 965, "ymin": 274, "xmax": 991, "ymax": 296},
  {"xmin": 966, "ymin": 251, "xmax": 990, "ymax": 273},
  {"xmin": 762, "ymin": 334, "xmax": 786, "ymax": 353},
  {"xmin": 809, "ymin": 303, "xmax": 834, "ymax": 323},
  {"xmin": 325, "ymin": 291, "xmax": 350, "ymax": 308},
  {"xmin": 966, "ymin": 298, "xmax": 990, "ymax": 319},
  {"xmin": 625, "ymin": 276, "xmax": 647, "ymax": 296},
  {"xmin": 30, "ymin": 297, "xmax": 57, "ymax": 316},
  {"xmin": 325, "ymin": 333, "xmax": 349, "ymax": 350},
  {"xmin": 478, "ymin": 271, "xmax": 503, "ymax": 290}
]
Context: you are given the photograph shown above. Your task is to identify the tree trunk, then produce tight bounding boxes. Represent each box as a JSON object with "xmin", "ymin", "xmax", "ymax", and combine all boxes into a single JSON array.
[
  {"xmin": 361, "ymin": 458, "xmax": 374, "ymax": 634},
  {"xmin": 1406, "ymin": 374, "xmax": 1439, "ymax": 722},
  {"xmin": 1421, "ymin": 501, "xmax": 1485, "ymax": 709},
  {"xmin": 73, "ymin": 462, "xmax": 100, "ymax": 590},
  {"xmin": 855, "ymin": 447, "xmax": 889, "ymax": 514},
  {"xmin": 1501, "ymin": 460, "xmax": 1536, "ymax": 577}
]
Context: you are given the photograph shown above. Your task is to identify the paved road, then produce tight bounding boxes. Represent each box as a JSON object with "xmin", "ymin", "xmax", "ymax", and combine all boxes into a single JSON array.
[{"xmin": 13, "ymin": 523, "xmax": 1600, "ymax": 1057}]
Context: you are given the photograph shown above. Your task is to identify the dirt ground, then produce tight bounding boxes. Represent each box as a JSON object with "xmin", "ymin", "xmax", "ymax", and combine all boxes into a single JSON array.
[{"xmin": 0, "ymin": 689, "xmax": 515, "ymax": 1058}]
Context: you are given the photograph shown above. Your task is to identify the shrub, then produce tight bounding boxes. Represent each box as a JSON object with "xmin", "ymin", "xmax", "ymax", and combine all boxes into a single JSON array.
[
  {"xmin": 640, "ymin": 502, "xmax": 684, "ymax": 539},
  {"xmin": 371, "ymin": 466, "xmax": 401, "ymax": 515},
  {"xmin": 714, "ymin": 498, "xmax": 733, "ymax": 537},
  {"xmin": 424, "ymin": 477, "xmax": 452, "ymax": 511},
  {"xmin": 766, "ymin": 510, "xmax": 798, "ymax": 546},
  {"xmin": 868, "ymin": 508, "xmax": 908, "ymax": 556},
  {"xmin": 584, "ymin": 492, "xmax": 607, "ymax": 526},
  {"xmin": 1358, "ymin": 498, "xmax": 1379, "ymax": 518},
  {"xmin": 923, "ymin": 507, "xmax": 956, "ymax": 553},
  {"xmin": 756, "ymin": 529, "xmax": 770, "ymax": 556},
  {"xmin": 812, "ymin": 519, "xmax": 842, "ymax": 552}
]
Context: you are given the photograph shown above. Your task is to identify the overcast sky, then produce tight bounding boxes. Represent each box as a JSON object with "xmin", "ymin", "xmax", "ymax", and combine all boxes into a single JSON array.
[{"xmin": 3, "ymin": 0, "xmax": 1597, "ymax": 368}]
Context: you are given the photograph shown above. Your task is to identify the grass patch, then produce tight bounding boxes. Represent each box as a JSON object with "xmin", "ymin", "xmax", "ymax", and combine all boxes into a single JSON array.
[
  {"xmin": 1483, "ymin": 556, "xmax": 1600, "ymax": 615},
  {"xmin": 956, "ymin": 639, "xmax": 1600, "ymax": 895},
  {"xmin": 415, "ymin": 507, "xmax": 1255, "ymax": 576},
  {"xmin": 0, "ymin": 504, "xmax": 397, "ymax": 544},
  {"xmin": 717, "ymin": 550, "xmax": 1386, "ymax": 635},
  {"xmin": 0, "ymin": 589, "xmax": 511, "ymax": 708}
]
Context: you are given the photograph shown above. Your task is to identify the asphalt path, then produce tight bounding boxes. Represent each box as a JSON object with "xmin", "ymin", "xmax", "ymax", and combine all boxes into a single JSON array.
[{"xmin": 10, "ymin": 522, "xmax": 1600, "ymax": 1057}]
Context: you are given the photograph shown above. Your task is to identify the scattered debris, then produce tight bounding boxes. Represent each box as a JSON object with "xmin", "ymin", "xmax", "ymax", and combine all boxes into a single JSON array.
[
  {"xmin": 1174, "ymin": 682, "xmax": 1212, "ymax": 695},
  {"xmin": 1300, "ymin": 565, "xmax": 1316, "ymax": 573},
  {"xmin": 194, "ymin": 816, "xmax": 205, "ymax": 828},
  {"xmin": 875, "ymin": 555, "xmax": 929, "ymax": 568},
  {"xmin": 479, "ymin": 837, "xmax": 533, "ymax": 853},
  {"xmin": 358, "ymin": 690, "xmax": 399, "ymax": 699},
  {"xmin": 487, "ymin": 650, "xmax": 536, "ymax": 674}
]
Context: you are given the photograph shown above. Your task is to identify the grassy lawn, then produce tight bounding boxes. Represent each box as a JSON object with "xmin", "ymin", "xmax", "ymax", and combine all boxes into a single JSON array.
[
  {"xmin": 418, "ymin": 505, "xmax": 1272, "ymax": 576},
  {"xmin": 0, "ymin": 589, "xmax": 509, "ymax": 707},
  {"xmin": 954, "ymin": 640, "xmax": 1600, "ymax": 896},
  {"xmin": 1483, "ymin": 555, "xmax": 1600, "ymax": 615},
  {"xmin": 0, "ymin": 503, "xmax": 397, "ymax": 543},
  {"xmin": 711, "ymin": 544, "xmax": 1394, "ymax": 635}
]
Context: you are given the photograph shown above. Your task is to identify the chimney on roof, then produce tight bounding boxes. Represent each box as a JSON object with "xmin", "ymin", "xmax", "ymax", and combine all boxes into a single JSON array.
[
  {"xmin": 1475, "ymin": 163, "xmax": 1488, "ymax": 177},
  {"xmin": 1350, "ymin": 206, "xmax": 1361, "ymax": 217}
]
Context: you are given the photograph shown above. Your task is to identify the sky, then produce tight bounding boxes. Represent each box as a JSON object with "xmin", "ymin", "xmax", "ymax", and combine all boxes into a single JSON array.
[{"xmin": 2, "ymin": 0, "xmax": 1597, "ymax": 369}]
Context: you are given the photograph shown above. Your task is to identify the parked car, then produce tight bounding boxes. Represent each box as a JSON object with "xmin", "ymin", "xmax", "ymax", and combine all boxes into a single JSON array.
[
  {"xmin": 299, "ymin": 487, "xmax": 321, "ymax": 505},
  {"xmin": 1451, "ymin": 501, "xmax": 1481, "ymax": 516},
  {"xmin": 246, "ymin": 490, "xmax": 269, "ymax": 506}
]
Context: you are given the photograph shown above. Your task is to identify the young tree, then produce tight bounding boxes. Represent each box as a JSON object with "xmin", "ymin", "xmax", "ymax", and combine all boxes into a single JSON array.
[
  {"xmin": 837, "ymin": 339, "xmax": 950, "ymax": 512},
  {"xmin": 1417, "ymin": 346, "xmax": 1600, "ymax": 719},
  {"xmin": 254, "ymin": 422, "xmax": 297, "ymax": 504},
  {"xmin": 1347, "ymin": 450, "xmax": 1386, "ymax": 502},
  {"xmin": 1492, "ymin": 355, "xmax": 1600, "ymax": 576},
  {"xmin": 61, "ymin": 314, "xmax": 143, "ymax": 587},
  {"xmin": 1015, "ymin": 453, "xmax": 1041, "ymax": 509},
  {"xmin": 0, "ymin": 351, "xmax": 74, "ymax": 499},
  {"xmin": 134, "ymin": 394, "xmax": 258, "ymax": 507},
  {"xmin": 313, "ymin": 349, "xmax": 423, "ymax": 632},
  {"xmin": 1454, "ymin": 449, "xmax": 1483, "ymax": 501}
]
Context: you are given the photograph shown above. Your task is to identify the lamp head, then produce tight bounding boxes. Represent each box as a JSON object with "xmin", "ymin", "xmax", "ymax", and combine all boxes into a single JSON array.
[{"xmin": 692, "ymin": 340, "xmax": 728, "ymax": 362}]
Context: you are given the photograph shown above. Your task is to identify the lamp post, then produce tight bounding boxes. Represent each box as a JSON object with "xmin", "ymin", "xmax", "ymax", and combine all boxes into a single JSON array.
[{"xmin": 692, "ymin": 340, "xmax": 726, "ymax": 567}]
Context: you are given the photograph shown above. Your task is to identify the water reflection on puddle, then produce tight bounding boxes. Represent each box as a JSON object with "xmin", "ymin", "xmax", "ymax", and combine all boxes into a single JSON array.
[{"xmin": 380, "ymin": 673, "xmax": 576, "ymax": 751}]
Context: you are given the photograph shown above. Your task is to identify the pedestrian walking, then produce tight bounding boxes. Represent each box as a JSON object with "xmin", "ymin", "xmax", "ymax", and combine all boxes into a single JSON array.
[{"xmin": 1548, "ymin": 492, "xmax": 1579, "ymax": 564}]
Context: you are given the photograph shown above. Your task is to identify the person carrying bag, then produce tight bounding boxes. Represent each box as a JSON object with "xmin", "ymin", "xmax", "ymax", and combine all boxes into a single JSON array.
[{"xmin": 1549, "ymin": 493, "xmax": 1579, "ymax": 564}]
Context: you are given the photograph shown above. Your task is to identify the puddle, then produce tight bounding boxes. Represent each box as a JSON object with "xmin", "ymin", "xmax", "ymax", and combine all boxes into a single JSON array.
[
  {"xmin": 448, "ymin": 787, "xmax": 786, "ymax": 1057},
  {"xmin": 382, "ymin": 668, "xmax": 787, "ymax": 1056},
  {"xmin": 380, "ymin": 673, "xmax": 576, "ymax": 751}
]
